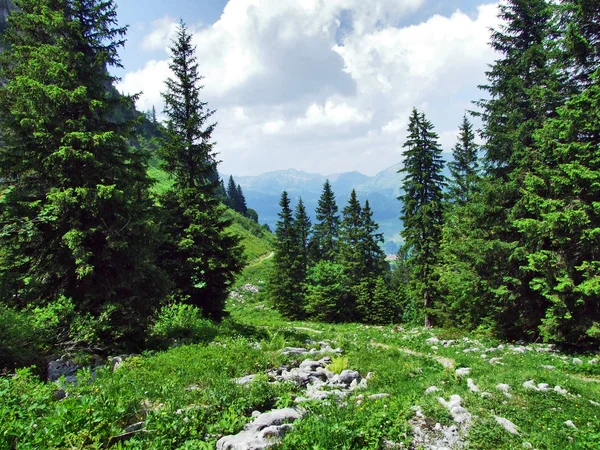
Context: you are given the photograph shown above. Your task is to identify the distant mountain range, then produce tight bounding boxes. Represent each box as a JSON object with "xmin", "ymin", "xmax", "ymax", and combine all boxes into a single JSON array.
[{"xmin": 223, "ymin": 164, "xmax": 406, "ymax": 254}]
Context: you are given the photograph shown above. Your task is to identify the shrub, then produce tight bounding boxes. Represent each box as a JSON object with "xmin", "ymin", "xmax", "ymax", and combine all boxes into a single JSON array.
[{"xmin": 148, "ymin": 303, "xmax": 217, "ymax": 348}]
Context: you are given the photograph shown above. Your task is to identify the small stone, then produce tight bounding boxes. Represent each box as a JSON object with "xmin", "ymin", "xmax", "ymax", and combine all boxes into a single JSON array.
[
  {"xmin": 537, "ymin": 383, "xmax": 549, "ymax": 391},
  {"xmin": 494, "ymin": 416, "xmax": 519, "ymax": 435},
  {"xmin": 426, "ymin": 337, "xmax": 440, "ymax": 344},
  {"xmin": 455, "ymin": 367, "xmax": 471, "ymax": 377},
  {"xmin": 368, "ymin": 393, "xmax": 390, "ymax": 400},
  {"xmin": 523, "ymin": 380, "xmax": 538, "ymax": 390},
  {"xmin": 554, "ymin": 385, "xmax": 568, "ymax": 395},
  {"xmin": 542, "ymin": 365, "xmax": 555, "ymax": 370},
  {"xmin": 564, "ymin": 420, "xmax": 577, "ymax": 429},
  {"xmin": 572, "ymin": 358, "xmax": 584, "ymax": 365},
  {"xmin": 234, "ymin": 374, "xmax": 257, "ymax": 385},
  {"xmin": 467, "ymin": 378, "xmax": 480, "ymax": 393},
  {"xmin": 124, "ymin": 422, "xmax": 144, "ymax": 433},
  {"xmin": 425, "ymin": 386, "xmax": 440, "ymax": 394}
]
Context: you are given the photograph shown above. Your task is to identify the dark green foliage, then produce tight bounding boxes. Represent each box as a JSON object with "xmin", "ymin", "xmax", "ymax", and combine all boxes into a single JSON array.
[
  {"xmin": 310, "ymin": 180, "xmax": 340, "ymax": 263},
  {"xmin": 338, "ymin": 190, "xmax": 364, "ymax": 283},
  {"xmin": 0, "ymin": 0, "xmax": 165, "ymax": 347},
  {"xmin": 515, "ymin": 73, "xmax": 600, "ymax": 343},
  {"xmin": 447, "ymin": 115, "xmax": 479, "ymax": 205},
  {"xmin": 269, "ymin": 192, "xmax": 305, "ymax": 319},
  {"xmin": 399, "ymin": 108, "xmax": 445, "ymax": 327},
  {"xmin": 294, "ymin": 198, "xmax": 311, "ymax": 277},
  {"xmin": 158, "ymin": 21, "xmax": 243, "ymax": 319},
  {"xmin": 236, "ymin": 184, "xmax": 248, "ymax": 216},
  {"xmin": 304, "ymin": 261, "xmax": 352, "ymax": 323}
]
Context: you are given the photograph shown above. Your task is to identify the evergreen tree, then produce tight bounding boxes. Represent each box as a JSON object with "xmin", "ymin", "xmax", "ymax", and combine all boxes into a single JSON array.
[
  {"xmin": 268, "ymin": 192, "xmax": 304, "ymax": 319},
  {"xmin": 310, "ymin": 180, "xmax": 340, "ymax": 263},
  {"xmin": 294, "ymin": 198, "xmax": 311, "ymax": 277},
  {"xmin": 158, "ymin": 20, "xmax": 243, "ymax": 319},
  {"xmin": 399, "ymin": 108, "xmax": 445, "ymax": 327},
  {"xmin": 226, "ymin": 175, "xmax": 238, "ymax": 210},
  {"xmin": 469, "ymin": 0, "xmax": 567, "ymax": 338},
  {"xmin": 0, "ymin": 0, "xmax": 165, "ymax": 346},
  {"xmin": 447, "ymin": 115, "xmax": 479, "ymax": 205},
  {"xmin": 338, "ymin": 190, "xmax": 363, "ymax": 284},
  {"xmin": 236, "ymin": 184, "xmax": 248, "ymax": 215},
  {"xmin": 514, "ymin": 70, "xmax": 600, "ymax": 343},
  {"xmin": 359, "ymin": 200, "xmax": 387, "ymax": 279}
]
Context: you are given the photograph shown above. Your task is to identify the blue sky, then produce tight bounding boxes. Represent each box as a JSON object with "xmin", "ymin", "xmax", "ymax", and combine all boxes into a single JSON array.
[{"xmin": 114, "ymin": 0, "xmax": 501, "ymax": 177}]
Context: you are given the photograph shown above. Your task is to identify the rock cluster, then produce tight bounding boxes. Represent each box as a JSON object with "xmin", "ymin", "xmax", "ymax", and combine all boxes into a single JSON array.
[{"xmin": 216, "ymin": 408, "xmax": 306, "ymax": 450}]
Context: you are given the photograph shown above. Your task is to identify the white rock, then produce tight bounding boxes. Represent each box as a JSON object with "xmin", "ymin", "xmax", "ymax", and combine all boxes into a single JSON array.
[
  {"xmin": 496, "ymin": 383, "xmax": 510, "ymax": 393},
  {"xmin": 564, "ymin": 420, "xmax": 577, "ymax": 429},
  {"xmin": 425, "ymin": 386, "xmax": 440, "ymax": 394},
  {"xmin": 537, "ymin": 383, "xmax": 549, "ymax": 392},
  {"xmin": 489, "ymin": 357, "xmax": 503, "ymax": 365},
  {"xmin": 455, "ymin": 367, "xmax": 471, "ymax": 377},
  {"xmin": 426, "ymin": 337, "xmax": 440, "ymax": 344},
  {"xmin": 494, "ymin": 416, "xmax": 520, "ymax": 435},
  {"xmin": 523, "ymin": 380, "xmax": 539, "ymax": 391},
  {"xmin": 590, "ymin": 400, "xmax": 600, "ymax": 407},
  {"xmin": 573, "ymin": 358, "xmax": 584, "ymax": 365},
  {"xmin": 467, "ymin": 378, "xmax": 480, "ymax": 393},
  {"xmin": 554, "ymin": 386, "xmax": 568, "ymax": 395},
  {"xmin": 542, "ymin": 365, "xmax": 555, "ymax": 370}
]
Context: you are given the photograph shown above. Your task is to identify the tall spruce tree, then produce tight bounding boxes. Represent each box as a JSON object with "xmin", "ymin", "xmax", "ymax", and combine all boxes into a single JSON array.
[
  {"xmin": 236, "ymin": 184, "xmax": 248, "ymax": 215},
  {"xmin": 268, "ymin": 192, "xmax": 305, "ymax": 319},
  {"xmin": 159, "ymin": 20, "xmax": 243, "ymax": 319},
  {"xmin": 338, "ymin": 190, "xmax": 364, "ymax": 284},
  {"xmin": 471, "ymin": 0, "xmax": 567, "ymax": 338},
  {"xmin": 399, "ymin": 108, "xmax": 445, "ymax": 327},
  {"xmin": 447, "ymin": 116, "xmax": 479, "ymax": 205},
  {"xmin": 226, "ymin": 175, "xmax": 238, "ymax": 209},
  {"xmin": 0, "ymin": 0, "xmax": 165, "ymax": 346},
  {"xmin": 294, "ymin": 198, "xmax": 311, "ymax": 277},
  {"xmin": 310, "ymin": 180, "xmax": 340, "ymax": 263}
]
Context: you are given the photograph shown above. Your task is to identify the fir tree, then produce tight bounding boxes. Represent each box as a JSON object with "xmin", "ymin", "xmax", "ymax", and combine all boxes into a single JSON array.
[
  {"xmin": 158, "ymin": 20, "xmax": 243, "ymax": 319},
  {"xmin": 310, "ymin": 180, "xmax": 340, "ymax": 263},
  {"xmin": 359, "ymin": 200, "xmax": 387, "ymax": 279},
  {"xmin": 269, "ymin": 192, "xmax": 304, "ymax": 319},
  {"xmin": 447, "ymin": 115, "xmax": 479, "ymax": 205},
  {"xmin": 226, "ymin": 175, "xmax": 238, "ymax": 210},
  {"xmin": 514, "ymin": 70, "xmax": 600, "ymax": 343},
  {"xmin": 236, "ymin": 184, "xmax": 248, "ymax": 215},
  {"xmin": 470, "ymin": 0, "xmax": 567, "ymax": 338},
  {"xmin": 399, "ymin": 108, "xmax": 445, "ymax": 327},
  {"xmin": 294, "ymin": 198, "xmax": 311, "ymax": 277},
  {"xmin": 338, "ymin": 190, "xmax": 363, "ymax": 283},
  {"xmin": 0, "ymin": 0, "xmax": 165, "ymax": 346}
]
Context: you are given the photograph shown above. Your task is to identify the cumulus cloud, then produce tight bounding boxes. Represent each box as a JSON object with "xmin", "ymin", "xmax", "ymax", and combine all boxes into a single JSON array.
[
  {"xmin": 117, "ymin": 1, "xmax": 501, "ymax": 176},
  {"xmin": 140, "ymin": 16, "xmax": 179, "ymax": 52}
]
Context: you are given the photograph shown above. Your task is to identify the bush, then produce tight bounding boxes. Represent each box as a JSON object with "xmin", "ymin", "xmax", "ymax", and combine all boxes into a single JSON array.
[
  {"xmin": 148, "ymin": 303, "xmax": 218, "ymax": 349},
  {"xmin": 0, "ymin": 306, "xmax": 45, "ymax": 372}
]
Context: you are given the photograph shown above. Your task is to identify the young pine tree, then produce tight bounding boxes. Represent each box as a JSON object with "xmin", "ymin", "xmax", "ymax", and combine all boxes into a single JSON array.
[
  {"xmin": 236, "ymin": 184, "xmax": 248, "ymax": 216},
  {"xmin": 0, "ymin": 0, "xmax": 165, "ymax": 346},
  {"xmin": 159, "ymin": 21, "xmax": 243, "ymax": 319},
  {"xmin": 399, "ymin": 108, "xmax": 446, "ymax": 327},
  {"xmin": 268, "ymin": 192, "xmax": 305, "ymax": 319},
  {"xmin": 447, "ymin": 115, "xmax": 479, "ymax": 205},
  {"xmin": 310, "ymin": 180, "xmax": 340, "ymax": 263}
]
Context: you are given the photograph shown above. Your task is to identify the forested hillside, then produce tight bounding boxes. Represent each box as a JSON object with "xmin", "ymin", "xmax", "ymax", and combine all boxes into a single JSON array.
[{"xmin": 1, "ymin": 0, "xmax": 599, "ymax": 448}]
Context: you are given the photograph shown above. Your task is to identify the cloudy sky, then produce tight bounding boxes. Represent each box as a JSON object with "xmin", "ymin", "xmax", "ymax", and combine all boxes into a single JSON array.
[{"xmin": 115, "ymin": 0, "xmax": 501, "ymax": 177}]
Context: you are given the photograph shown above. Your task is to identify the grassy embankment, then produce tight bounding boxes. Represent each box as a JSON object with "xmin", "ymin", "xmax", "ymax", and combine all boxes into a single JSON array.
[{"xmin": 2, "ymin": 247, "xmax": 600, "ymax": 449}]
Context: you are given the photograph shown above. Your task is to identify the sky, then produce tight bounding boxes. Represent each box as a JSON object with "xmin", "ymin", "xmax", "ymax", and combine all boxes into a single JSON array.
[{"xmin": 114, "ymin": 0, "xmax": 501, "ymax": 177}]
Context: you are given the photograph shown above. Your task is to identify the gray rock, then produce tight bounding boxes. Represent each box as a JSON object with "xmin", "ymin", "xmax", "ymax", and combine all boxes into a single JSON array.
[
  {"xmin": 564, "ymin": 420, "xmax": 577, "ymax": 429},
  {"xmin": 573, "ymin": 358, "xmax": 584, "ymax": 365},
  {"xmin": 217, "ymin": 408, "xmax": 305, "ymax": 450},
  {"xmin": 368, "ymin": 393, "xmax": 390, "ymax": 400},
  {"xmin": 455, "ymin": 367, "xmax": 471, "ymax": 377},
  {"xmin": 48, "ymin": 356, "xmax": 80, "ymax": 382},
  {"xmin": 235, "ymin": 374, "xmax": 258, "ymax": 385},
  {"xmin": 337, "ymin": 370, "xmax": 361, "ymax": 386},
  {"xmin": 124, "ymin": 421, "xmax": 145, "ymax": 433},
  {"xmin": 494, "ymin": 416, "xmax": 519, "ymax": 435}
]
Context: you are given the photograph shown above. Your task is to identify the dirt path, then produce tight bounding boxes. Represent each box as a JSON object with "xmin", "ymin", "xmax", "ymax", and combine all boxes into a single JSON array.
[
  {"xmin": 293, "ymin": 327, "xmax": 323, "ymax": 334},
  {"xmin": 370, "ymin": 341, "xmax": 456, "ymax": 369},
  {"xmin": 248, "ymin": 251, "xmax": 274, "ymax": 267}
]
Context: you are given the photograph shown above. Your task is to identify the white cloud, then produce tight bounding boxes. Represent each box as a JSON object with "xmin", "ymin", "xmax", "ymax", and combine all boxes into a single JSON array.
[
  {"xmin": 263, "ymin": 120, "xmax": 285, "ymax": 135},
  {"xmin": 118, "ymin": 1, "xmax": 501, "ymax": 176},
  {"xmin": 141, "ymin": 16, "xmax": 179, "ymax": 52},
  {"xmin": 298, "ymin": 99, "xmax": 372, "ymax": 128}
]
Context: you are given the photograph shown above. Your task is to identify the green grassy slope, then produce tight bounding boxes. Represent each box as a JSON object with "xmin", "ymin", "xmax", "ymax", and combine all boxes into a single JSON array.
[
  {"xmin": 147, "ymin": 163, "xmax": 274, "ymax": 262},
  {"xmin": 3, "ymin": 260, "xmax": 600, "ymax": 449}
]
